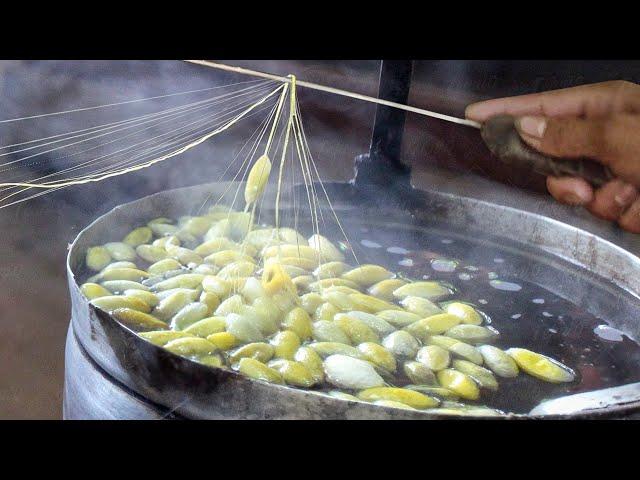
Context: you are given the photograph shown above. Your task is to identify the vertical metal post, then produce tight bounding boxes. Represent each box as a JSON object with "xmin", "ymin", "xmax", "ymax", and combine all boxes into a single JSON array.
[
  {"xmin": 369, "ymin": 60, "xmax": 413, "ymax": 166},
  {"xmin": 352, "ymin": 60, "xmax": 413, "ymax": 187}
]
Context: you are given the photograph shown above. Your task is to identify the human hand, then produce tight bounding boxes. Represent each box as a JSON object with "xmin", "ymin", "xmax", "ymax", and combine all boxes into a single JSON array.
[{"xmin": 466, "ymin": 81, "xmax": 640, "ymax": 233}]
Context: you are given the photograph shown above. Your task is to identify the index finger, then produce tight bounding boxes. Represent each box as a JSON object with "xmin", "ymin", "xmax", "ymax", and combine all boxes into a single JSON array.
[{"xmin": 465, "ymin": 81, "xmax": 640, "ymax": 122}]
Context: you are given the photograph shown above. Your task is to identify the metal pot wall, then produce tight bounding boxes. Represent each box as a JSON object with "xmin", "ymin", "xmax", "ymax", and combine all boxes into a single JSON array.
[{"xmin": 63, "ymin": 180, "xmax": 640, "ymax": 419}]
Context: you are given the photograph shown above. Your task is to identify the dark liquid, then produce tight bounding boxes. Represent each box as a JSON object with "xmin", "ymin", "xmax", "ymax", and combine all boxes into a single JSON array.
[{"xmin": 345, "ymin": 220, "xmax": 640, "ymax": 413}]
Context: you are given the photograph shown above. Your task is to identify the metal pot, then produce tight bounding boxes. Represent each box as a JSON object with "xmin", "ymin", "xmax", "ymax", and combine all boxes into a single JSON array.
[{"xmin": 63, "ymin": 178, "xmax": 640, "ymax": 419}]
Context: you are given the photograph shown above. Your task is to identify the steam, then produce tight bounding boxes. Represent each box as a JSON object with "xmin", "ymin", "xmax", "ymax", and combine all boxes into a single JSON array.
[
  {"xmin": 0, "ymin": 60, "xmax": 510, "ymax": 254},
  {"xmin": 0, "ymin": 61, "xmax": 380, "ymax": 219}
]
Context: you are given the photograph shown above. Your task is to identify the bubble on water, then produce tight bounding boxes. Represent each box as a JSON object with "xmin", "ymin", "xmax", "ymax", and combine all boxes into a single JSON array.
[
  {"xmin": 458, "ymin": 273, "xmax": 472, "ymax": 281},
  {"xmin": 478, "ymin": 299, "xmax": 488, "ymax": 305},
  {"xmin": 594, "ymin": 324, "xmax": 624, "ymax": 342},
  {"xmin": 398, "ymin": 258, "xmax": 414, "ymax": 267},
  {"xmin": 488, "ymin": 272, "xmax": 498, "ymax": 280},
  {"xmin": 511, "ymin": 313, "xmax": 522, "ymax": 319},
  {"xmin": 489, "ymin": 280, "xmax": 522, "ymax": 292},
  {"xmin": 493, "ymin": 258, "xmax": 505, "ymax": 264},
  {"xmin": 542, "ymin": 311, "xmax": 553, "ymax": 317},
  {"xmin": 422, "ymin": 274, "xmax": 430, "ymax": 280},
  {"xmin": 431, "ymin": 259, "xmax": 457, "ymax": 272},
  {"xmin": 360, "ymin": 239, "xmax": 381, "ymax": 248},
  {"xmin": 532, "ymin": 298, "xmax": 545, "ymax": 304},
  {"xmin": 387, "ymin": 246, "xmax": 409, "ymax": 255},
  {"xmin": 549, "ymin": 328, "xmax": 558, "ymax": 334},
  {"xmin": 465, "ymin": 265, "xmax": 479, "ymax": 272},
  {"xmin": 441, "ymin": 239, "xmax": 453, "ymax": 244}
]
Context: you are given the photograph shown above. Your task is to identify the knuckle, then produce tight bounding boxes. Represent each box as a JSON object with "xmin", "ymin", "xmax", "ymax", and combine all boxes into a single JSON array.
[
  {"xmin": 587, "ymin": 201, "xmax": 619, "ymax": 221},
  {"xmin": 618, "ymin": 202, "xmax": 640, "ymax": 233},
  {"xmin": 615, "ymin": 79, "xmax": 636, "ymax": 90},
  {"xmin": 618, "ymin": 215, "xmax": 640, "ymax": 233},
  {"xmin": 604, "ymin": 80, "xmax": 636, "ymax": 93},
  {"xmin": 609, "ymin": 80, "xmax": 640, "ymax": 110}
]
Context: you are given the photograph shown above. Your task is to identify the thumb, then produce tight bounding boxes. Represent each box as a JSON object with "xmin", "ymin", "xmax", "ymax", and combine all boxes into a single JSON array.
[{"xmin": 514, "ymin": 114, "xmax": 640, "ymax": 187}]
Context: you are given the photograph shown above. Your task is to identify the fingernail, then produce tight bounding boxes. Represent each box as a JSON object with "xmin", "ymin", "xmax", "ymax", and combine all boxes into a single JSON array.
[
  {"xmin": 464, "ymin": 104, "xmax": 479, "ymax": 120},
  {"xmin": 562, "ymin": 194, "xmax": 585, "ymax": 205},
  {"xmin": 615, "ymin": 185, "xmax": 637, "ymax": 207},
  {"xmin": 517, "ymin": 116, "xmax": 547, "ymax": 139},
  {"xmin": 562, "ymin": 189, "xmax": 591, "ymax": 205}
]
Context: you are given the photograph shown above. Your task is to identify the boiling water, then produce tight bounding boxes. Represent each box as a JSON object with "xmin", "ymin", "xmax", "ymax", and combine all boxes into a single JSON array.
[
  {"xmin": 350, "ymin": 220, "xmax": 640, "ymax": 413},
  {"xmin": 78, "ymin": 210, "xmax": 640, "ymax": 415}
]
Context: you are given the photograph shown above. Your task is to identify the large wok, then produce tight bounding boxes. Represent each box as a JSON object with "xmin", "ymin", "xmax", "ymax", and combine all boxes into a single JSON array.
[{"xmin": 64, "ymin": 175, "xmax": 640, "ymax": 419}]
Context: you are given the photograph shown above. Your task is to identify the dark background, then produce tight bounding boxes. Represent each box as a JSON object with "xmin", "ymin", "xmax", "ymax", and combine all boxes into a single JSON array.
[{"xmin": 0, "ymin": 60, "xmax": 638, "ymax": 419}]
